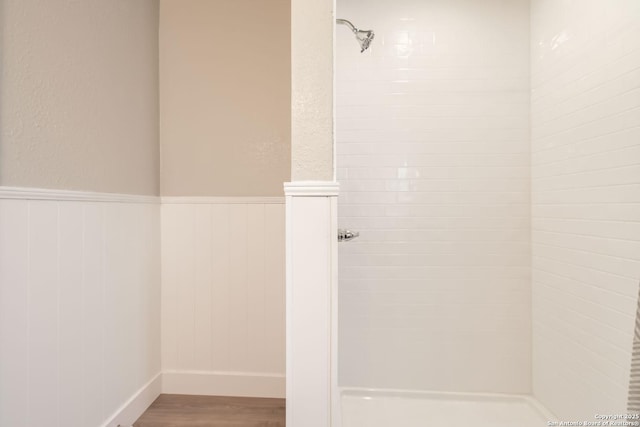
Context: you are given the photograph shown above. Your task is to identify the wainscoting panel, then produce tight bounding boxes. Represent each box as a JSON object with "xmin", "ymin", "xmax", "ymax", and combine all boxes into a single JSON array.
[
  {"xmin": 161, "ymin": 198, "xmax": 286, "ymax": 398},
  {"xmin": 284, "ymin": 183, "xmax": 340, "ymax": 427},
  {"xmin": 0, "ymin": 189, "xmax": 161, "ymax": 427}
]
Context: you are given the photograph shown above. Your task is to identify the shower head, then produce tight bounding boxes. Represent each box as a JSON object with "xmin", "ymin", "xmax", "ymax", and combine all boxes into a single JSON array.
[
  {"xmin": 337, "ymin": 18, "xmax": 375, "ymax": 53},
  {"xmin": 355, "ymin": 29, "xmax": 375, "ymax": 53}
]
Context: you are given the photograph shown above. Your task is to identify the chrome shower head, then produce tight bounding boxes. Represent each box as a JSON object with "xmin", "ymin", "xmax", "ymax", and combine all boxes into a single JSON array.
[
  {"xmin": 355, "ymin": 29, "xmax": 375, "ymax": 53},
  {"xmin": 337, "ymin": 18, "xmax": 375, "ymax": 53}
]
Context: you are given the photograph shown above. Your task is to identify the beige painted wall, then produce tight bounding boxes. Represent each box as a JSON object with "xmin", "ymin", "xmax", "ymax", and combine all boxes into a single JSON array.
[
  {"xmin": 0, "ymin": 0, "xmax": 160, "ymax": 196},
  {"xmin": 291, "ymin": 0, "xmax": 334, "ymax": 181},
  {"xmin": 160, "ymin": 0, "xmax": 291, "ymax": 197}
]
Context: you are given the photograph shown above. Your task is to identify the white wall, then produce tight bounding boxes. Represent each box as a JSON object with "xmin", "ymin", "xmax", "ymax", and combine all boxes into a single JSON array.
[
  {"xmin": 531, "ymin": 0, "xmax": 640, "ymax": 419},
  {"xmin": 0, "ymin": 192, "xmax": 161, "ymax": 427},
  {"xmin": 161, "ymin": 199, "xmax": 286, "ymax": 398},
  {"xmin": 336, "ymin": 0, "xmax": 531, "ymax": 393}
]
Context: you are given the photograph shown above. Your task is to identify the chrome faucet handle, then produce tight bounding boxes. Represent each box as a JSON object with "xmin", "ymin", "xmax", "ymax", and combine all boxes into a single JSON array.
[{"xmin": 338, "ymin": 229, "xmax": 360, "ymax": 242}]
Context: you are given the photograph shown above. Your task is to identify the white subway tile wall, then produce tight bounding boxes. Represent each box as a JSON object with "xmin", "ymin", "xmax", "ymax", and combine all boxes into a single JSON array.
[
  {"xmin": 161, "ymin": 201, "xmax": 285, "ymax": 396},
  {"xmin": 0, "ymin": 198, "xmax": 160, "ymax": 427},
  {"xmin": 336, "ymin": 0, "xmax": 532, "ymax": 393},
  {"xmin": 531, "ymin": 0, "xmax": 640, "ymax": 419}
]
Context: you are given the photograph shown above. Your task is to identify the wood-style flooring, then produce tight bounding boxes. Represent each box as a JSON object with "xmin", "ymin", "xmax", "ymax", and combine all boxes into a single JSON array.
[{"xmin": 134, "ymin": 394, "xmax": 285, "ymax": 427}]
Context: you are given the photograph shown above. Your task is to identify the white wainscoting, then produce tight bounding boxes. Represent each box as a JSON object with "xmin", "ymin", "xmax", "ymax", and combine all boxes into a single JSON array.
[
  {"xmin": 284, "ymin": 182, "xmax": 340, "ymax": 427},
  {"xmin": 161, "ymin": 197, "xmax": 286, "ymax": 398},
  {"xmin": 0, "ymin": 188, "xmax": 161, "ymax": 427}
]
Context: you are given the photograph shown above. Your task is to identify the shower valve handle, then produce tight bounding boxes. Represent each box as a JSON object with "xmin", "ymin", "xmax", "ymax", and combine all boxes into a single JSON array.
[{"xmin": 338, "ymin": 229, "xmax": 360, "ymax": 242}]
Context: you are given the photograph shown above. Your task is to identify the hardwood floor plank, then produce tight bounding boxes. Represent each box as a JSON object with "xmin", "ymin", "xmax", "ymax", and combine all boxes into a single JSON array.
[{"xmin": 134, "ymin": 394, "xmax": 285, "ymax": 427}]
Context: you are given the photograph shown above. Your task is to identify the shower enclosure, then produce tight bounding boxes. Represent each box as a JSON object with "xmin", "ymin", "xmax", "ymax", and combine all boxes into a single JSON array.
[{"xmin": 335, "ymin": 0, "xmax": 640, "ymax": 425}]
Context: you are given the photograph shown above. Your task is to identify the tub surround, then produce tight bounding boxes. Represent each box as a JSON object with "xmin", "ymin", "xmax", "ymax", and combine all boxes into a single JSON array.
[
  {"xmin": 531, "ymin": 0, "xmax": 640, "ymax": 419},
  {"xmin": 336, "ymin": 0, "xmax": 531, "ymax": 394}
]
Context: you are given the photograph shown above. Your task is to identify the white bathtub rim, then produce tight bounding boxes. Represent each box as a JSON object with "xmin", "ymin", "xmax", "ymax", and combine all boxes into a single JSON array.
[{"xmin": 339, "ymin": 387, "xmax": 558, "ymax": 421}]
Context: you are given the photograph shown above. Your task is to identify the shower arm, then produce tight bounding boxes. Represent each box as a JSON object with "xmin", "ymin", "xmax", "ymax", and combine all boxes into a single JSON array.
[
  {"xmin": 336, "ymin": 18, "xmax": 358, "ymax": 33},
  {"xmin": 337, "ymin": 18, "xmax": 375, "ymax": 53}
]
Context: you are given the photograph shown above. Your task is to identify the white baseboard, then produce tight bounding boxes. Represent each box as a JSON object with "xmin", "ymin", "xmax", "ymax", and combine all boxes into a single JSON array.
[
  {"xmin": 162, "ymin": 370, "xmax": 285, "ymax": 399},
  {"xmin": 97, "ymin": 369, "xmax": 284, "ymax": 427},
  {"xmin": 101, "ymin": 372, "xmax": 162, "ymax": 427}
]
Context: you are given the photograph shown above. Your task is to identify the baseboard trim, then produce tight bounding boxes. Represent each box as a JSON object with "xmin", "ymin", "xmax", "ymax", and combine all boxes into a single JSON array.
[
  {"xmin": 0, "ymin": 186, "xmax": 158, "ymax": 204},
  {"xmin": 101, "ymin": 372, "xmax": 162, "ymax": 427},
  {"xmin": 162, "ymin": 370, "xmax": 285, "ymax": 399}
]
